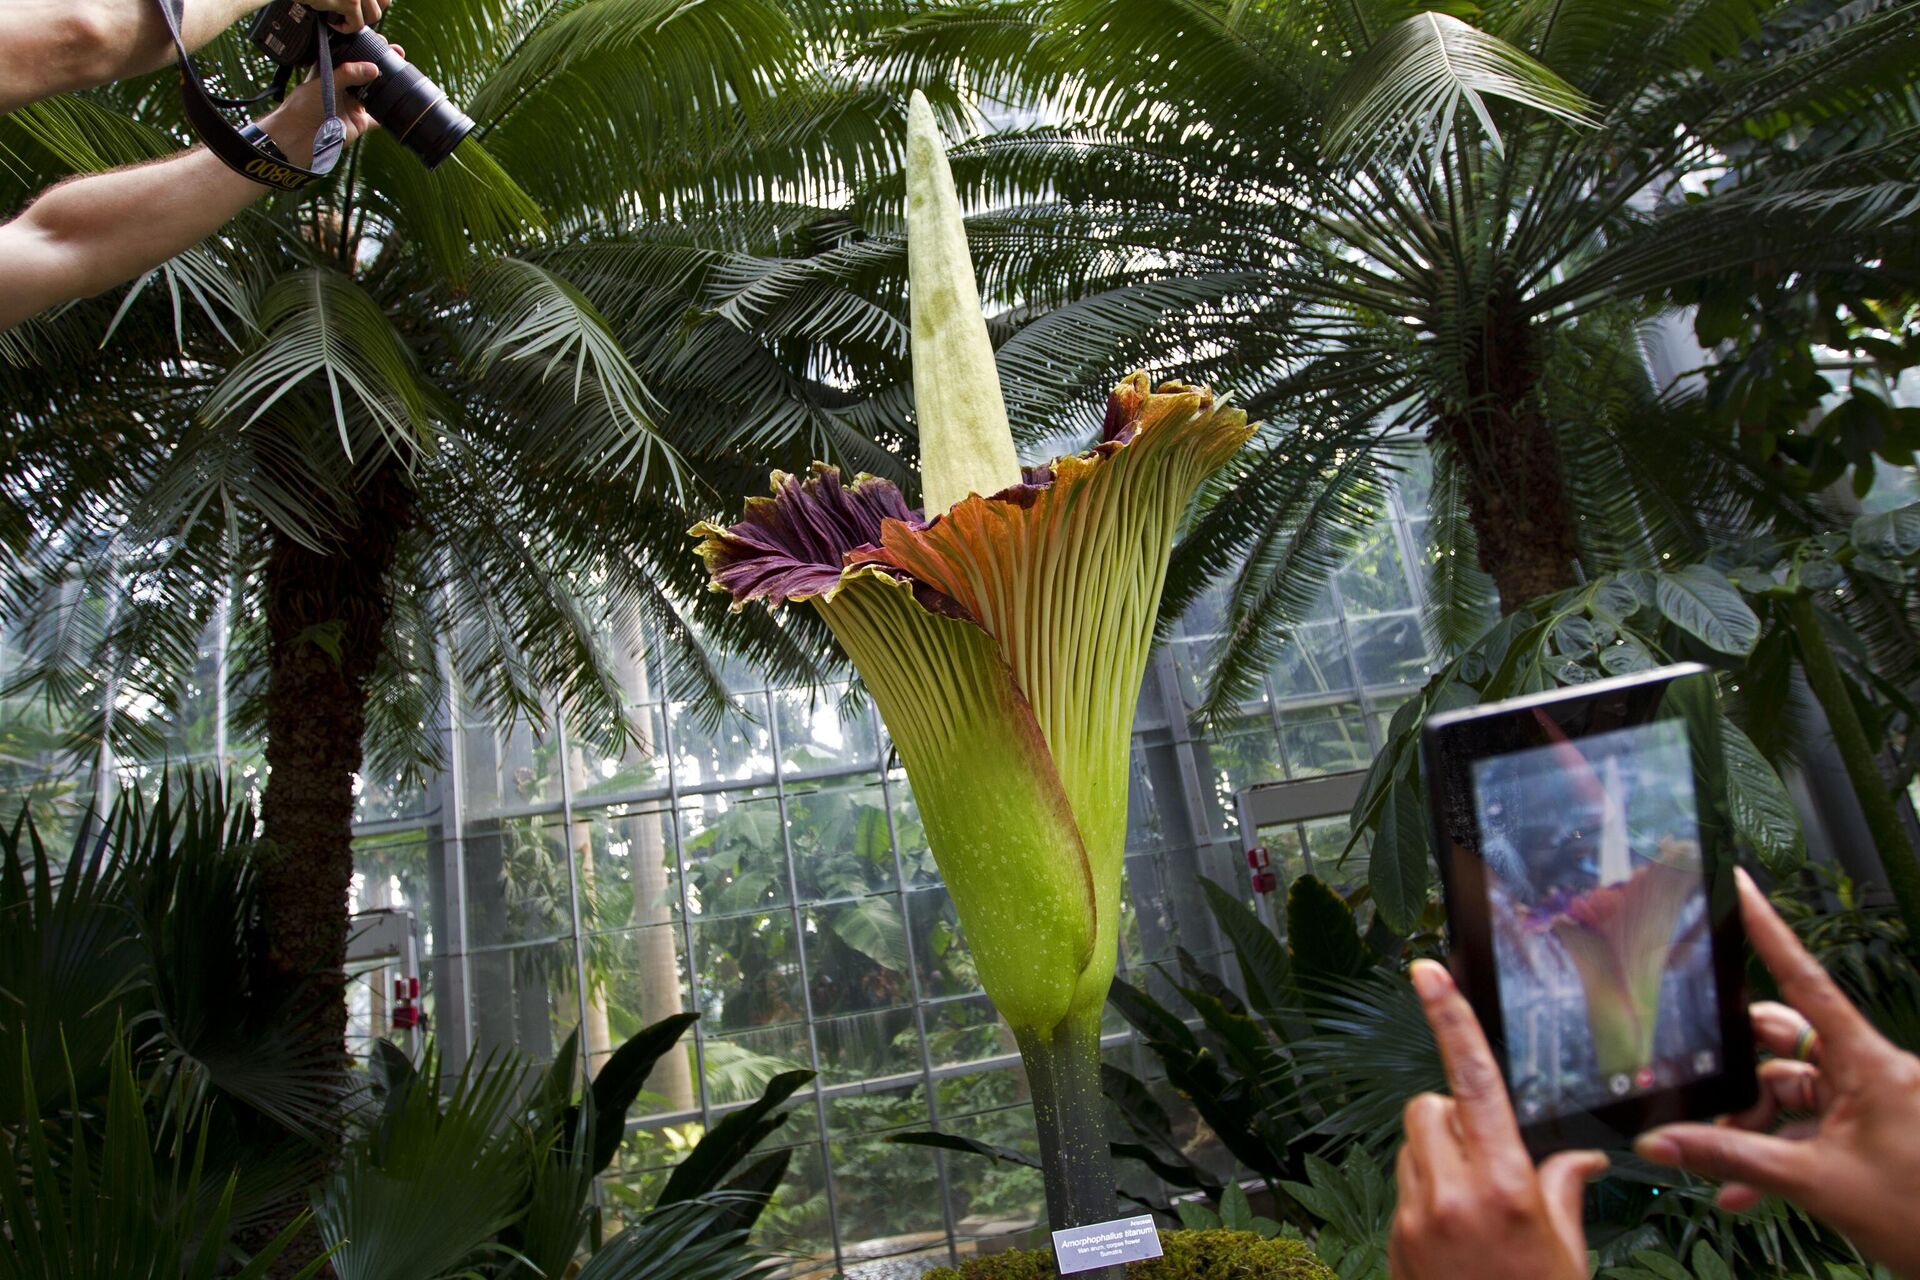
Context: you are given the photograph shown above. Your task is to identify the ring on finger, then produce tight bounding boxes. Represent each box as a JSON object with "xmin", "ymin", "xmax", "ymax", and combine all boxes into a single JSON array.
[{"xmin": 1791, "ymin": 1022, "xmax": 1821, "ymax": 1064}]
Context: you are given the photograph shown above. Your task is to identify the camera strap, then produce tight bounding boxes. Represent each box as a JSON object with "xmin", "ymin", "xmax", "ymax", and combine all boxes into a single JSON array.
[{"xmin": 156, "ymin": 0, "xmax": 345, "ymax": 191}]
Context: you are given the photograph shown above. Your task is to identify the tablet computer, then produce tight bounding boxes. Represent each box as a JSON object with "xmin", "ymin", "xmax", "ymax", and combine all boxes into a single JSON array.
[{"xmin": 1420, "ymin": 662, "xmax": 1757, "ymax": 1154}]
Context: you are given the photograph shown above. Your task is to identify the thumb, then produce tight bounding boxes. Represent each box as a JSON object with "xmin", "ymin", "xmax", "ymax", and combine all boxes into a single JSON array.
[
  {"xmin": 1538, "ymin": 1149, "xmax": 1606, "ymax": 1247},
  {"xmin": 1636, "ymin": 1125, "xmax": 1813, "ymax": 1200},
  {"xmin": 335, "ymin": 61, "xmax": 383, "ymax": 89}
]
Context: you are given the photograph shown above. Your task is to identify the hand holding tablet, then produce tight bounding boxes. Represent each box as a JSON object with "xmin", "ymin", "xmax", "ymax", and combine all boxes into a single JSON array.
[
  {"xmin": 1397, "ymin": 665, "xmax": 1920, "ymax": 1279},
  {"xmin": 1420, "ymin": 663, "xmax": 1757, "ymax": 1153}
]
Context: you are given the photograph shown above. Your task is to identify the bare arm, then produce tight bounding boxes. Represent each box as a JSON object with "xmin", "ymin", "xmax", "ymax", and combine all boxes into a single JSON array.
[
  {"xmin": 0, "ymin": 59, "xmax": 382, "ymax": 332},
  {"xmin": 0, "ymin": 0, "xmax": 389, "ymax": 114}
]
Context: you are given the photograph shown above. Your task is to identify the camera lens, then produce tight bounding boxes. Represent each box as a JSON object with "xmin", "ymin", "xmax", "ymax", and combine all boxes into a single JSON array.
[{"xmin": 326, "ymin": 29, "xmax": 475, "ymax": 169}]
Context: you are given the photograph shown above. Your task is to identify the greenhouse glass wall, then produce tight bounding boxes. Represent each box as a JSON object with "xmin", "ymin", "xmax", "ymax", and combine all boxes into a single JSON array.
[{"xmin": 0, "ymin": 481, "xmax": 1443, "ymax": 1274}]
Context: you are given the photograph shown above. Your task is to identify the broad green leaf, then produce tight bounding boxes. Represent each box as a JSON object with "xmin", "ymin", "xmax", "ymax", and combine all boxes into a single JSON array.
[
  {"xmin": 1600, "ymin": 638, "xmax": 1657, "ymax": 674},
  {"xmin": 828, "ymin": 896, "xmax": 908, "ymax": 971},
  {"xmin": 1655, "ymin": 565, "xmax": 1762, "ymax": 655},
  {"xmin": 1219, "ymin": 1181, "xmax": 1256, "ymax": 1231},
  {"xmin": 1689, "ymin": 1242, "xmax": 1732, "ymax": 1280},
  {"xmin": 1552, "ymin": 614, "xmax": 1598, "ymax": 654},
  {"xmin": 1369, "ymin": 777, "xmax": 1429, "ymax": 934},
  {"xmin": 1290, "ymin": 875, "xmax": 1374, "ymax": 982},
  {"xmin": 1852, "ymin": 502, "xmax": 1920, "ymax": 561},
  {"xmin": 1591, "ymin": 575, "xmax": 1645, "ymax": 622},
  {"xmin": 1200, "ymin": 876, "xmax": 1292, "ymax": 1022},
  {"xmin": 1721, "ymin": 719, "xmax": 1805, "ymax": 873}
]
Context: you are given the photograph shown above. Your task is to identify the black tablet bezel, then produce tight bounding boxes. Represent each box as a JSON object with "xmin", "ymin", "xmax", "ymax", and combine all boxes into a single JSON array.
[{"xmin": 1419, "ymin": 662, "xmax": 1757, "ymax": 1155}]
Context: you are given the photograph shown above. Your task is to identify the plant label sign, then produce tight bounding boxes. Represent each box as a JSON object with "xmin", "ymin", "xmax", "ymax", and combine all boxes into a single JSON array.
[{"xmin": 1051, "ymin": 1214, "xmax": 1164, "ymax": 1273}]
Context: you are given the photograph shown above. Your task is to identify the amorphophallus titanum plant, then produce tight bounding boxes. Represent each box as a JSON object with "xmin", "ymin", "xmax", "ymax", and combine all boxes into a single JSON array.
[{"xmin": 691, "ymin": 91, "xmax": 1253, "ymax": 1231}]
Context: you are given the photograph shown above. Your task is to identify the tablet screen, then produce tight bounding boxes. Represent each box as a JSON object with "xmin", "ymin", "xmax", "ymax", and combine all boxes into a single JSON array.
[{"xmin": 1468, "ymin": 717, "xmax": 1723, "ymax": 1122}]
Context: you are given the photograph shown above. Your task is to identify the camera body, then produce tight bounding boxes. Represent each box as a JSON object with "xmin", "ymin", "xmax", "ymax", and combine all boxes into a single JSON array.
[{"xmin": 248, "ymin": 1, "xmax": 474, "ymax": 169}]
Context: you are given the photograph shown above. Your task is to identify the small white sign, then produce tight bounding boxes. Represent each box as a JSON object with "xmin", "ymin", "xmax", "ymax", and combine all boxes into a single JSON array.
[{"xmin": 1051, "ymin": 1214, "xmax": 1164, "ymax": 1274}]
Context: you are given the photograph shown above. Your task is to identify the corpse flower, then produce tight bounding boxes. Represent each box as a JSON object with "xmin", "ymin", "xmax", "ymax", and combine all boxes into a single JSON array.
[
  {"xmin": 691, "ymin": 91, "xmax": 1252, "ymax": 1231},
  {"xmin": 1531, "ymin": 836, "xmax": 1700, "ymax": 1077}
]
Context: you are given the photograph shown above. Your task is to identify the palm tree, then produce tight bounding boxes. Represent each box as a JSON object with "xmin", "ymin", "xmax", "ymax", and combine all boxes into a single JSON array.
[
  {"xmin": 0, "ymin": 0, "xmax": 909, "ymax": 1071},
  {"xmin": 843, "ymin": 0, "xmax": 1920, "ymax": 706}
]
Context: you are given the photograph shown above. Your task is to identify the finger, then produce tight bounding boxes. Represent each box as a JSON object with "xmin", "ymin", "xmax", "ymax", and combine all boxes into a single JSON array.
[
  {"xmin": 1736, "ymin": 869, "xmax": 1880, "ymax": 1077},
  {"xmin": 1395, "ymin": 1139, "xmax": 1425, "ymax": 1213},
  {"xmin": 1636, "ymin": 1121, "xmax": 1815, "ymax": 1202},
  {"xmin": 328, "ymin": 0, "xmax": 366, "ymax": 31},
  {"xmin": 1749, "ymin": 1001, "xmax": 1817, "ymax": 1061},
  {"xmin": 1411, "ymin": 959, "xmax": 1526, "ymax": 1161},
  {"xmin": 1716, "ymin": 1182, "xmax": 1764, "ymax": 1214},
  {"xmin": 334, "ymin": 62, "xmax": 383, "ymax": 88},
  {"xmin": 1402, "ymin": 1092, "xmax": 1466, "ymax": 1199},
  {"xmin": 1538, "ymin": 1150, "xmax": 1607, "ymax": 1249},
  {"xmin": 363, "ymin": 0, "xmax": 383, "ymax": 26},
  {"xmin": 1723, "ymin": 1059, "xmax": 1825, "ymax": 1132}
]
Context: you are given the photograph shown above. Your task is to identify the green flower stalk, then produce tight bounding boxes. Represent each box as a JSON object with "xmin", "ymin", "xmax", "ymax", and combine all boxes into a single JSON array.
[{"xmin": 691, "ymin": 91, "xmax": 1253, "ymax": 1233}]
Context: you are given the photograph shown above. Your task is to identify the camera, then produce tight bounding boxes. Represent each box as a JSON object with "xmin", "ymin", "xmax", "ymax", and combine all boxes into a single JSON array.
[{"xmin": 249, "ymin": 1, "xmax": 474, "ymax": 169}]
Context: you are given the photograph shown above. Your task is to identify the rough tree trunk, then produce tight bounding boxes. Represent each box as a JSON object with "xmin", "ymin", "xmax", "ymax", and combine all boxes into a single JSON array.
[
  {"xmin": 1432, "ymin": 294, "xmax": 1582, "ymax": 610},
  {"xmin": 250, "ymin": 464, "xmax": 413, "ymax": 1273}
]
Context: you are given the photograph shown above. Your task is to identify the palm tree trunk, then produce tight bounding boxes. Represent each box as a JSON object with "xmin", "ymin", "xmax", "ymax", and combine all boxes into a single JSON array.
[
  {"xmin": 1435, "ymin": 301, "xmax": 1582, "ymax": 610},
  {"xmin": 250, "ymin": 466, "xmax": 412, "ymax": 1273}
]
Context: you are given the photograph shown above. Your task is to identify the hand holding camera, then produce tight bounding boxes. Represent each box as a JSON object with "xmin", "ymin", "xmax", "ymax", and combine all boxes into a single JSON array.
[
  {"xmin": 258, "ymin": 47, "xmax": 395, "ymax": 164},
  {"xmin": 303, "ymin": 0, "xmax": 389, "ymax": 31}
]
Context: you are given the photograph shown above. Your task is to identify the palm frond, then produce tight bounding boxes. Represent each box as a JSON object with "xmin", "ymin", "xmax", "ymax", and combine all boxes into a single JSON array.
[{"xmin": 1323, "ymin": 11, "xmax": 1594, "ymax": 168}]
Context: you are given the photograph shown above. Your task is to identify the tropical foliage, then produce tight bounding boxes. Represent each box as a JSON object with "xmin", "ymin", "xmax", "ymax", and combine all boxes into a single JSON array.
[
  {"xmin": 0, "ymin": 0, "xmax": 898, "ymax": 1074},
  {"xmin": 833, "ymin": 0, "xmax": 1920, "ymax": 711}
]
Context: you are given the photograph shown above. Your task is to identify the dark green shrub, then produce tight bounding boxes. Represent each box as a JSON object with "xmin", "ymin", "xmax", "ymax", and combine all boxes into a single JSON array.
[{"xmin": 924, "ymin": 1229, "xmax": 1335, "ymax": 1280}]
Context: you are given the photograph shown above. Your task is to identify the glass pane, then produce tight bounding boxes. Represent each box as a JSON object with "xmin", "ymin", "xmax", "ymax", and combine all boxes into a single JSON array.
[
  {"xmin": 1202, "ymin": 721, "xmax": 1284, "ymax": 832},
  {"xmin": 905, "ymin": 887, "xmax": 979, "ymax": 1001},
  {"xmin": 461, "ymin": 720, "xmax": 563, "ymax": 817},
  {"xmin": 570, "ymin": 703, "xmax": 667, "ymax": 802},
  {"xmin": 1348, "ymin": 611, "xmax": 1431, "ymax": 690},
  {"xmin": 1336, "ymin": 527, "xmax": 1416, "ymax": 615},
  {"xmin": 583, "ymin": 923, "xmax": 696, "ymax": 1112},
  {"xmin": 691, "ymin": 914, "xmax": 806, "ymax": 1039},
  {"xmin": 887, "ymin": 771, "xmax": 941, "ymax": 888},
  {"xmin": 668, "ymin": 698, "xmax": 772, "ymax": 789},
  {"xmin": 829, "ymin": 1132, "xmax": 951, "ymax": 1257},
  {"xmin": 681, "ymin": 790, "xmax": 791, "ymax": 916},
  {"xmin": 788, "ymin": 782, "xmax": 898, "ymax": 902},
  {"xmin": 1277, "ymin": 703, "xmax": 1373, "ymax": 777},
  {"xmin": 805, "ymin": 895, "xmax": 914, "ymax": 1017},
  {"xmin": 774, "ymin": 684, "xmax": 877, "ymax": 773},
  {"xmin": 460, "ymin": 814, "xmax": 576, "ymax": 949},
  {"xmin": 702, "ymin": 1024, "xmax": 811, "ymax": 1105},
  {"xmin": 813, "ymin": 1006, "xmax": 922, "ymax": 1083},
  {"xmin": 921, "ymin": 995, "xmax": 1010, "ymax": 1069},
  {"xmin": 466, "ymin": 940, "xmax": 580, "ymax": 1068},
  {"xmin": 939, "ymin": 1100, "xmax": 1045, "ymax": 1237},
  {"xmin": 574, "ymin": 801, "xmax": 685, "ymax": 930},
  {"xmin": 1268, "ymin": 620, "xmax": 1354, "ymax": 699}
]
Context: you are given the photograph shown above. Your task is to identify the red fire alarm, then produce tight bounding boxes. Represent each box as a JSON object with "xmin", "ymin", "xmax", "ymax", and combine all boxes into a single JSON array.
[
  {"xmin": 1246, "ymin": 845, "xmax": 1276, "ymax": 894},
  {"xmin": 392, "ymin": 975, "xmax": 424, "ymax": 1030}
]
